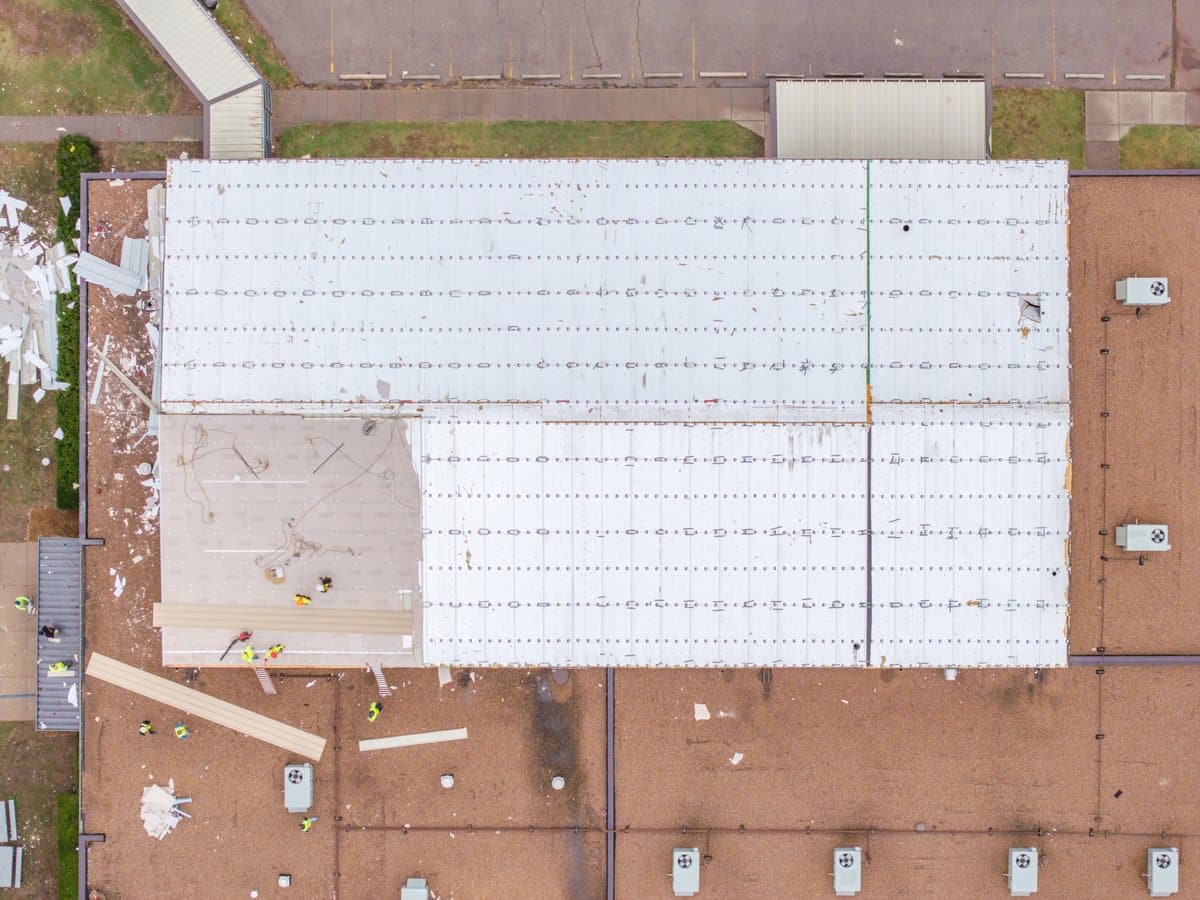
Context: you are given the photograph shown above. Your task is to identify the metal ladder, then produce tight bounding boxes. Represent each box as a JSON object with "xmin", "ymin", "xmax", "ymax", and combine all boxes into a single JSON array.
[
  {"xmin": 368, "ymin": 662, "xmax": 393, "ymax": 698},
  {"xmin": 253, "ymin": 664, "xmax": 277, "ymax": 695}
]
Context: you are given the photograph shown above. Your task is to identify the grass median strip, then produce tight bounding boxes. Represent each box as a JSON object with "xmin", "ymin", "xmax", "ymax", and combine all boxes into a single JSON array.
[{"xmin": 277, "ymin": 121, "xmax": 765, "ymax": 160}]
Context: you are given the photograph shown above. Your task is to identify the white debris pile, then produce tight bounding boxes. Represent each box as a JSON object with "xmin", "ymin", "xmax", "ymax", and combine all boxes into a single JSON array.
[
  {"xmin": 0, "ymin": 188, "xmax": 76, "ymax": 421},
  {"xmin": 140, "ymin": 780, "xmax": 190, "ymax": 840}
]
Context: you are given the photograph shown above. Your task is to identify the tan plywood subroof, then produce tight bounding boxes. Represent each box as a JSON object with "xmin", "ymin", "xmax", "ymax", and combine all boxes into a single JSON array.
[
  {"xmin": 152, "ymin": 603, "xmax": 414, "ymax": 635},
  {"xmin": 85, "ymin": 653, "xmax": 326, "ymax": 761}
]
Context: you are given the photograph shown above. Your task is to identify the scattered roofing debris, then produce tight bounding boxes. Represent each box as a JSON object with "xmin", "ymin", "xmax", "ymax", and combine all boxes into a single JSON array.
[
  {"xmin": 140, "ymin": 780, "xmax": 191, "ymax": 840},
  {"xmin": 0, "ymin": 187, "xmax": 75, "ymax": 420},
  {"xmin": 73, "ymin": 251, "xmax": 142, "ymax": 298}
]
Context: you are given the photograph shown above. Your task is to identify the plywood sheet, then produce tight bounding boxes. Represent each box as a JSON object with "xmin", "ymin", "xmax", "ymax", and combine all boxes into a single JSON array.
[{"xmin": 152, "ymin": 602, "xmax": 413, "ymax": 635}]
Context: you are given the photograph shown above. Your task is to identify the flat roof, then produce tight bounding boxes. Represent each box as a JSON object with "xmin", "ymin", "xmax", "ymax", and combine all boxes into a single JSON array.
[{"xmin": 160, "ymin": 158, "xmax": 1069, "ymax": 668}]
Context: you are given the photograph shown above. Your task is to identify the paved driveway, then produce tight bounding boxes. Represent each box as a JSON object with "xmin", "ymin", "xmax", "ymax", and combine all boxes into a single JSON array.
[{"xmin": 246, "ymin": 0, "xmax": 1174, "ymax": 88}]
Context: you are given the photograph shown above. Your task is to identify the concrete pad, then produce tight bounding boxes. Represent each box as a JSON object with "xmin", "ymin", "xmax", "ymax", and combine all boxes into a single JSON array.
[
  {"xmin": 1116, "ymin": 91, "xmax": 1152, "ymax": 125},
  {"xmin": 1187, "ymin": 91, "xmax": 1200, "ymax": 124},
  {"xmin": 393, "ymin": 90, "xmax": 427, "ymax": 121},
  {"xmin": 491, "ymin": 89, "xmax": 530, "ymax": 120},
  {"xmin": 1085, "ymin": 122, "xmax": 1122, "ymax": 142},
  {"xmin": 1150, "ymin": 91, "xmax": 1186, "ymax": 124},
  {"xmin": 296, "ymin": 90, "xmax": 332, "ymax": 123},
  {"xmin": 615, "ymin": 668, "xmax": 1098, "ymax": 832},
  {"xmin": 694, "ymin": 87, "xmax": 733, "ymax": 120},
  {"xmin": 1085, "ymin": 91, "xmax": 1119, "ymax": 126},
  {"xmin": 628, "ymin": 88, "xmax": 665, "ymax": 121},
  {"xmin": 1084, "ymin": 140, "xmax": 1120, "ymax": 169},
  {"xmin": 359, "ymin": 90, "xmax": 394, "ymax": 120},
  {"xmin": 1068, "ymin": 177, "xmax": 1200, "ymax": 653},
  {"xmin": 1100, "ymin": 668, "xmax": 1200, "ymax": 832}
]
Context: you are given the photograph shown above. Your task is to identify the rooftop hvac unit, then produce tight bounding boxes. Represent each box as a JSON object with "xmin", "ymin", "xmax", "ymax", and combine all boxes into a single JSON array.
[
  {"xmin": 1147, "ymin": 847, "xmax": 1179, "ymax": 897},
  {"xmin": 673, "ymin": 848, "xmax": 701, "ymax": 897},
  {"xmin": 1116, "ymin": 277, "xmax": 1170, "ymax": 307},
  {"xmin": 400, "ymin": 877, "xmax": 431, "ymax": 900},
  {"xmin": 283, "ymin": 763, "xmax": 313, "ymax": 813},
  {"xmin": 833, "ymin": 847, "xmax": 863, "ymax": 896},
  {"xmin": 1008, "ymin": 847, "xmax": 1038, "ymax": 897},
  {"xmin": 1116, "ymin": 524, "xmax": 1170, "ymax": 553}
]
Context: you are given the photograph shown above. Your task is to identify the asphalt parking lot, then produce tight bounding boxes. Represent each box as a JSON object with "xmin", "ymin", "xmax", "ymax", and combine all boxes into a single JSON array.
[{"xmin": 246, "ymin": 0, "xmax": 1175, "ymax": 88}]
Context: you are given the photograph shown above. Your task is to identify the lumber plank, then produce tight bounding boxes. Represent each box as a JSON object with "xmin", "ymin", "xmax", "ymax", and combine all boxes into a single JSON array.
[
  {"xmin": 359, "ymin": 727, "xmax": 469, "ymax": 752},
  {"xmin": 86, "ymin": 652, "xmax": 325, "ymax": 760},
  {"xmin": 152, "ymin": 603, "xmax": 414, "ymax": 635}
]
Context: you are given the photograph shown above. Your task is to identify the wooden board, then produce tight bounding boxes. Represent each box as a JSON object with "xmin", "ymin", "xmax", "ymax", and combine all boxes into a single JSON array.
[
  {"xmin": 86, "ymin": 652, "xmax": 326, "ymax": 761},
  {"xmin": 152, "ymin": 603, "xmax": 413, "ymax": 635},
  {"xmin": 359, "ymin": 727, "xmax": 468, "ymax": 752}
]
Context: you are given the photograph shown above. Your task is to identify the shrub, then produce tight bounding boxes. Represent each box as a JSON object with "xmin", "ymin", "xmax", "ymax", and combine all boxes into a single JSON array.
[{"xmin": 53, "ymin": 135, "xmax": 100, "ymax": 510}]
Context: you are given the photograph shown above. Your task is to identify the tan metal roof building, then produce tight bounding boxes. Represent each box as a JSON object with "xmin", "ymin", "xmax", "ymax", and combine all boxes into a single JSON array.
[
  {"xmin": 768, "ymin": 79, "xmax": 988, "ymax": 160},
  {"xmin": 115, "ymin": 0, "xmax": 269, "ymax": 159}
]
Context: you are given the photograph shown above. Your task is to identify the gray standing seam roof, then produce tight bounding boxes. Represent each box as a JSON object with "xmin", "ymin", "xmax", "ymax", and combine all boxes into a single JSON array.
[{"xmin": 36, "ymin": 538, "xmax": 82, "ymax": 732}]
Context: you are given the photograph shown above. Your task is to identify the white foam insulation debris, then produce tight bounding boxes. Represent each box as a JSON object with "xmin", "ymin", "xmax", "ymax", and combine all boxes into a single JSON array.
[{"xmin": 0, "ymin": 187, "xmax": 76, "ymax": 420}]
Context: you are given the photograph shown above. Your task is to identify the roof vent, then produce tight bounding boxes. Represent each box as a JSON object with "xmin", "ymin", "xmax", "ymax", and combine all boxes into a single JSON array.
[
  {"xmin": 1008, "ymin": 847, "xmax": 1038, "ymax": 897},
  {"xmin": 833, "ymin": 846, "xmax": 863, "ymax": 896},
  {"xmin": 1147, "ymin": 847, "xmax": 1179, "ymax": 897},
  {"xmin": 673, "ymin": 848, "xmax": 701, "ymax": 897},
  {"xmin": 1116, "ymin": 524, "xmax": 1170, "ymax": 553},
  {"xmin": 1116, "ymin": 277, "xmax": 1170, "ymax": 307}
]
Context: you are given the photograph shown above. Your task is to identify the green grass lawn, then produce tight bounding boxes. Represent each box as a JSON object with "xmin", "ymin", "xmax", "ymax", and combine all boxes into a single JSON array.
[
  {"xmin": 57, "ymin": 794, "xmax": 78, "ymax": 900},
  {"xmin": 277, "ymin": 121, "xmax": 765, "ymax": 160},
  {"xmin": 991, "ymin": 88, "xmax": 1085, "ymax": 169},
  {"xmin": 212, "ymin": 0, "xmax": 297, "ymax": 88},
  {"xmin": 0, "ymin": 0, "xmax": 189, "ymax": 115},
  {"xmin": 0, "ymin": 725, "xmax": 77, "ymax": 900},
  {"xmin": 1119, "ymin": 125, "xmax": 1200, "ymax": 168}
]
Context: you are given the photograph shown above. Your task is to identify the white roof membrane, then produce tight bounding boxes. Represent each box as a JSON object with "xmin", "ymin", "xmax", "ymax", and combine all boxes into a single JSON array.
[
  {"xmin": 161, "ymin": 158, "xmax": 869, "ymax": 420},
  {"xmin": 867, "ymin": 161, "xmax": 1069, "ymax": 404},
  {"xmin": 868, "ymin": 404, "xmax": 1070, "ymax": 667},
  {"xmin": 418, "ymin": 417, "xmax": 869, "ymax": 667}
]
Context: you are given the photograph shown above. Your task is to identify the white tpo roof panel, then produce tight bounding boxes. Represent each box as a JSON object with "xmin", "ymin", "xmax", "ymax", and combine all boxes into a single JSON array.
[
  {"xmin": 867, "ymin": 160, "xmax": 1069, "ymax": 404},
  {"xmin": 118, "ymin": 0, "xmax": 259, "ymax": 102},
  {"xmin": 868, "ymin": 404, "xmax": 1070, "ymax": 668},
  {"xmin": 418, "ymin": 417, "xmax": 869, "ymax": 667},
  {"xmin": 161, "ymin": 158, "xmax": 869, "ymax": 418}
]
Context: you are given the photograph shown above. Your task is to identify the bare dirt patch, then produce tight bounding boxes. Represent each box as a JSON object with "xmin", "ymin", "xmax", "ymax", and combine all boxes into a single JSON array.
[{"xmin": 0, "ymin": 0, "xmax": 97, "ymax": 57}]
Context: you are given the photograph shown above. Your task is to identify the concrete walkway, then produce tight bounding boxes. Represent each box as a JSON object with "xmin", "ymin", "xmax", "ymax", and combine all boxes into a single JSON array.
[
  {"xmin": 0, "ymin": 115, "xmax": 201, "ymax": 144},
  {"xmin": 1084, "ymin": 90, "xmax": 1200, "ymax": 168},
  {"xmin": 272, "ymin": 86, "xmax": 768, "ymax": 136},
  {"xmin": 0, "ymin": 543, "xmax": 37, "ymax": 721}
]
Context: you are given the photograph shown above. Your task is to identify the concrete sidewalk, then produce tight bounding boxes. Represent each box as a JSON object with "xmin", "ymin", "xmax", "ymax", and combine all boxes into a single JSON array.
[
  {"xmin": 0, "ymin": 543, "xmax": 37, "ymax": 721},
  {"xmin": 1083, "ymin": 90, "xmax": 1200, "ymax": 168},
  {"xmin": 0, "ymin": 115, "xmax": 202, "ymax": 144},
  {"xmin": 273, "ymin": 86, "xmax": 768, "ymax": 136}
]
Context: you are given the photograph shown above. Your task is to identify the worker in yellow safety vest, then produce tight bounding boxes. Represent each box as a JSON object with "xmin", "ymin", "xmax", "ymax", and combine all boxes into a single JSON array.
[
  {"xmin": 317, "ymin": 576, "xmax": 332, "ymax": 593},
  {"xmin": 139, "ymin": 720, "xmax": 154, "ymax": 736},
  {"xmin": 300, "ymin": 817, "xmax": 317, "ymax": 832},
  {"xmin": 13, "ymin": 596, "xmax": 31, "ymax": 612},
  {"xmin": 241, "ymin": 646, "xmax": 257, "ymax": 663},
  {"xmin": 294, "ymin": 593, "xmax": 312, "ymax": 607},
  {"xmin": 174, "ymin": 722, "xmax": 190, "ymax": 739},
  {"xmin": 47, "ymin": 660, "xmax": 70, "ymax": 674},
  {"xmin": 367, "ymin": 702, "xmax": 382, "ymax": 722},
  {"xmin": 267, "ymin": 643, "xmax": 284, "ymax": 660}
]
